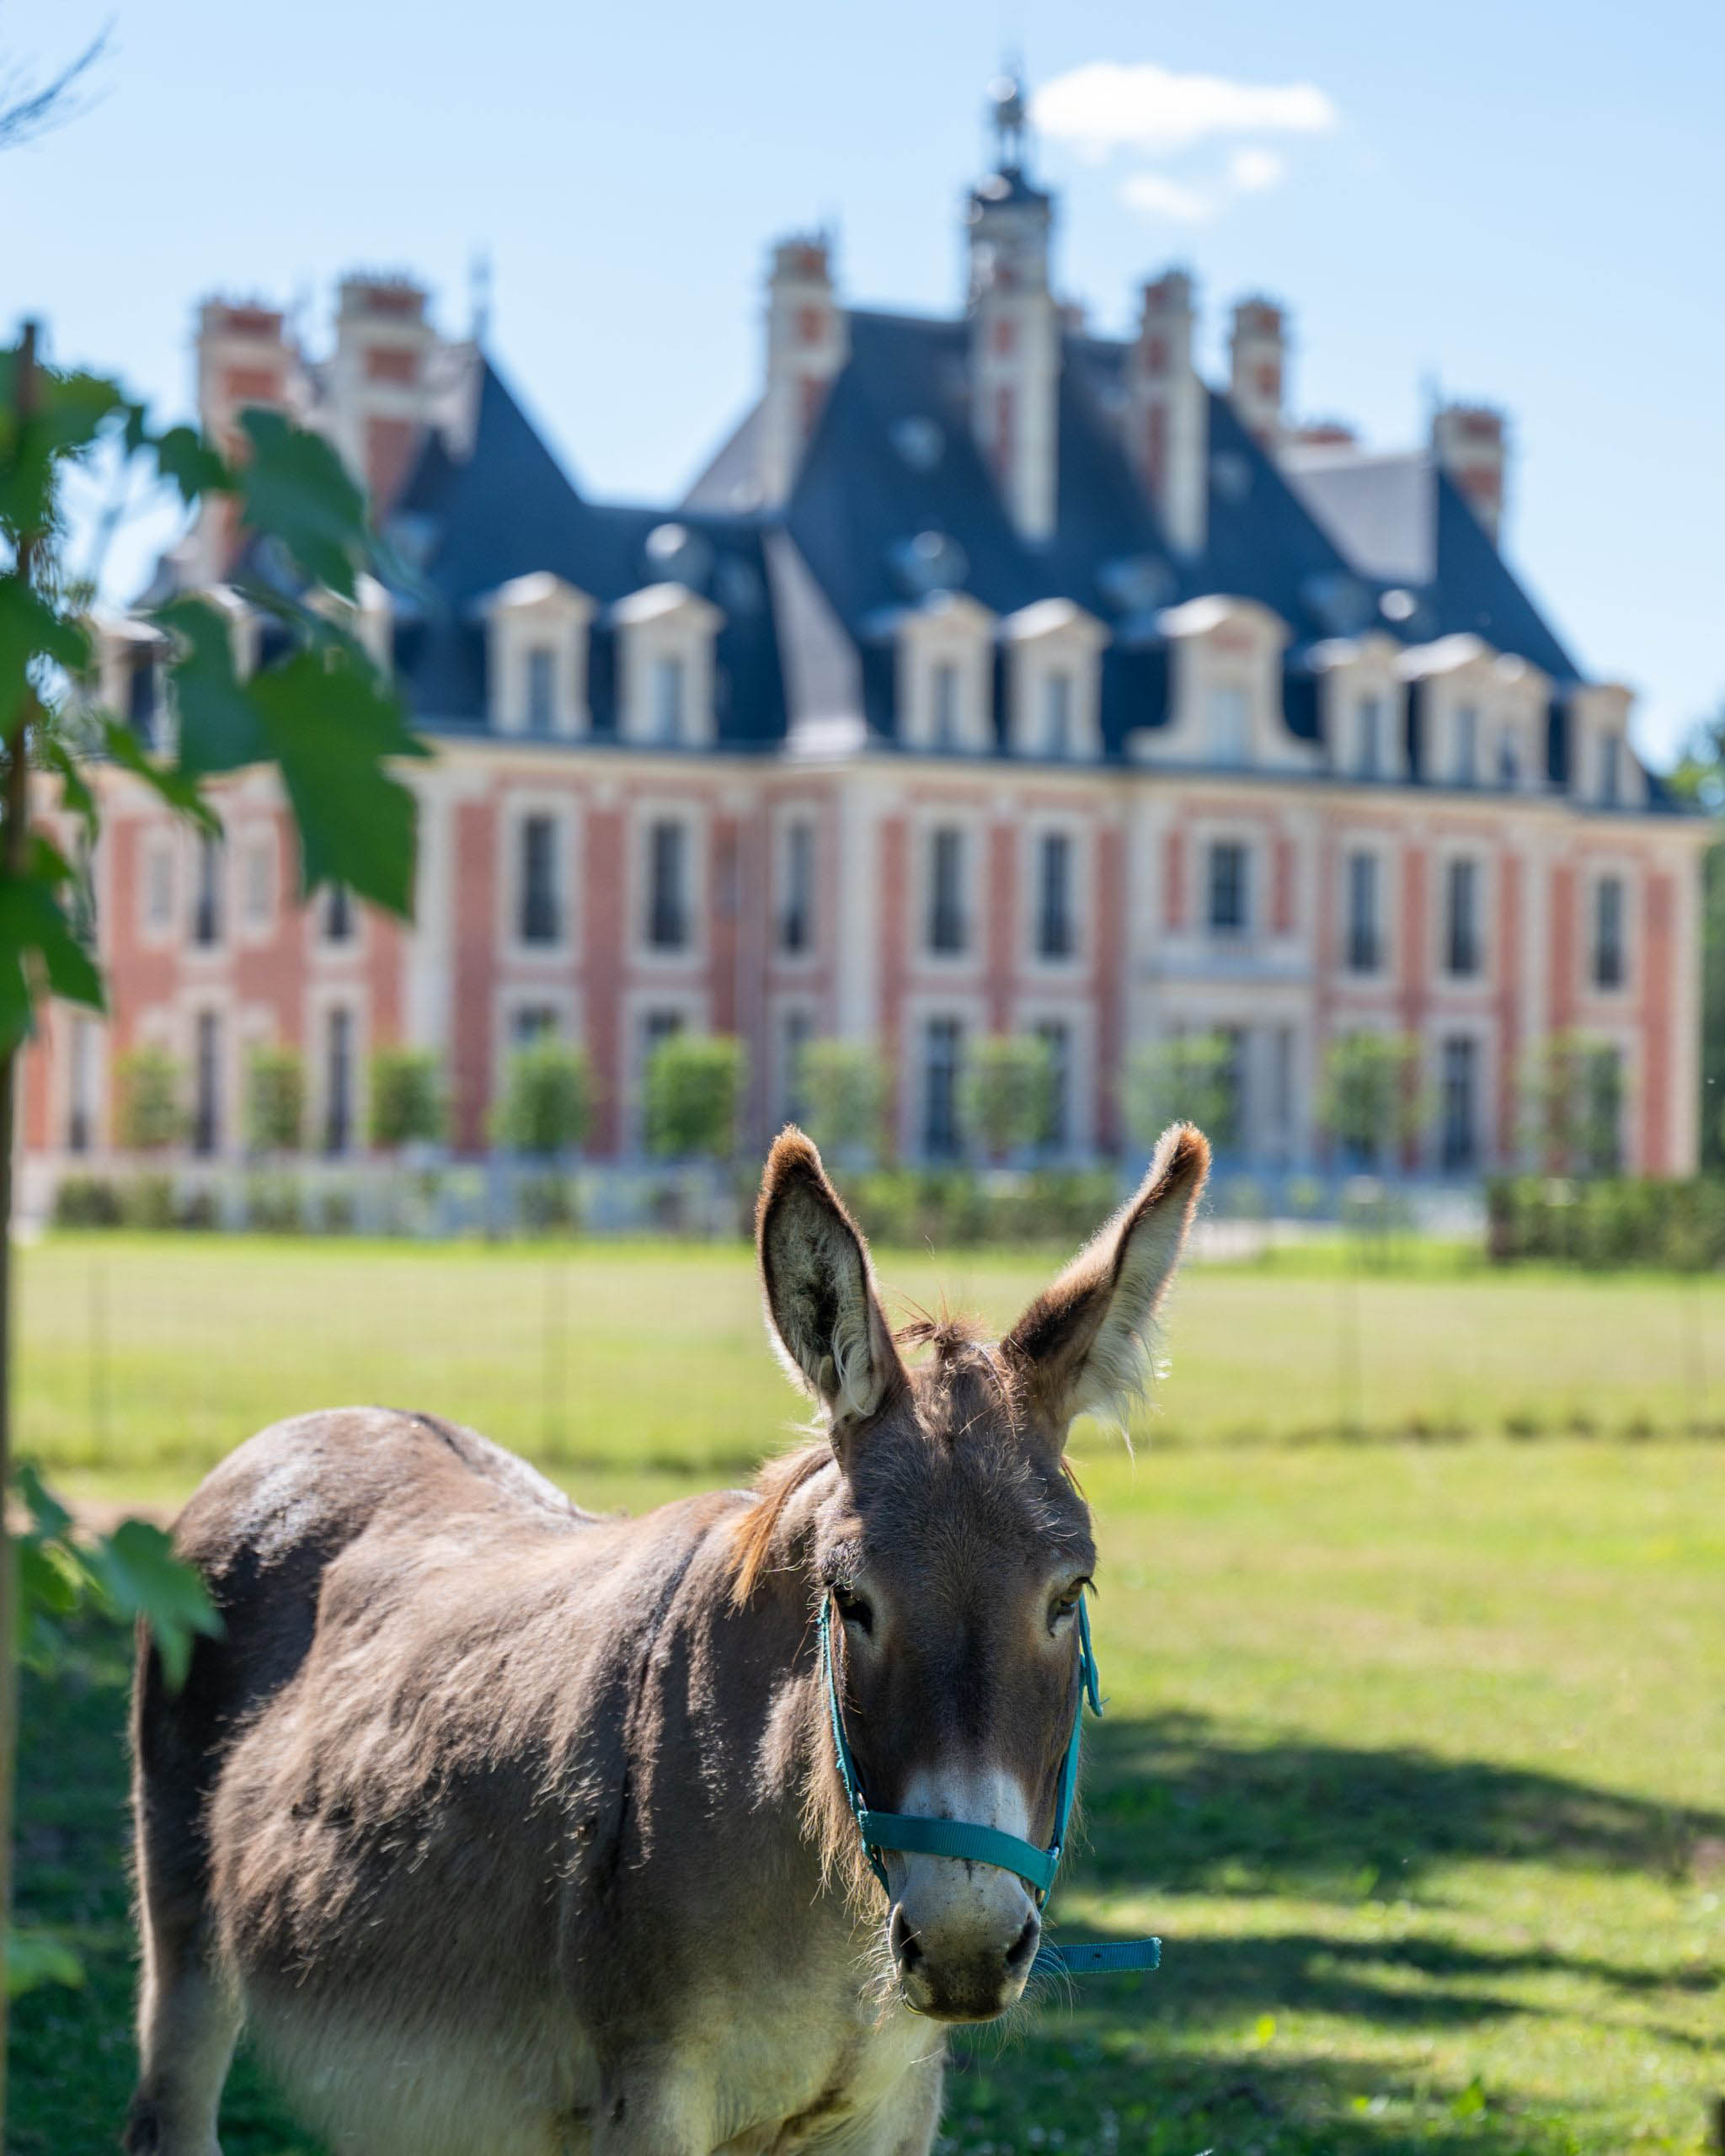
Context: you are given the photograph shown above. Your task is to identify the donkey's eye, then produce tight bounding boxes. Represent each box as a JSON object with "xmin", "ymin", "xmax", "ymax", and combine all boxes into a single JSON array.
[
  {"xmin": 1048, "ymin": 1588, "xmax": 1083, "ymax": 1632},
  {"xmin": 833, "ymin": 1585, "xmax": 874, "ymax": 1636}
]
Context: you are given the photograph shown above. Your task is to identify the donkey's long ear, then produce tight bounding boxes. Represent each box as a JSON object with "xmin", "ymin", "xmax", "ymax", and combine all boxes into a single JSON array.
[
  {"xmin": 1005, "ymin": 1122, "xmax": 1210, "ymax": 1434},
  {"xmin": 757, "ymin": 1128, "xmax": 905, "ymax": 1428}
]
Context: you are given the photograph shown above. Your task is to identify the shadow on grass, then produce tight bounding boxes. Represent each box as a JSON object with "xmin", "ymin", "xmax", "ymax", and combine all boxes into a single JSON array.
[
  {"xmin": 13, "ymin": 1639, "xmax": 1713, "ymax": 2156},
  {"xmin": 1080, "ymin": 1710, "xmax": 1717, "ymax": 1901}
]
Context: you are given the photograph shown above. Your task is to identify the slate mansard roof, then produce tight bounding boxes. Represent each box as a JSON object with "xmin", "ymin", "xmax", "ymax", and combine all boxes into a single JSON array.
[{"xmin": 382, "ymin": 302, "xmax": 1664, "ymax": 800}]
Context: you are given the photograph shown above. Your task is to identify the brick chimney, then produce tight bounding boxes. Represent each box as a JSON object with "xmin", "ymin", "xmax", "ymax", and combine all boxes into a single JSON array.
[
  {"xmin": 758, "ymin": 235, "xmax": 848, "ymax": 507},
  {"xmin": 1432, "ymin": 401, "xmax": 1508, "ymax": 543},
  {"xmin": 1228, "ymin": 296, "xmax": 1287, "ymax": 450},
  {"xmin": 327, "ymin": 275, "xmax": 437, "ymax": 513},
  {"xmin": 966, "ymin": 72, "xmax": 1060, "ymax": 542},
  {"xmin": 1126, "ymin": 269, "xmax": 1207, "ymax": 558},
  {"xmin": 190, "ymin": 298, "xmax": 302, "ymax": 581}
]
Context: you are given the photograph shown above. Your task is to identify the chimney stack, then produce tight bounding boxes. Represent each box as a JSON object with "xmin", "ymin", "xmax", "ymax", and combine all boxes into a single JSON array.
[
  {"xmin": 1228, "ymin": 296, "xmax": 1287, "ymax": 450},
  {"xmin": 758, "ymin": 235, "xmax": 847, "ymax": 507},
  {"xmin": 191, "ymin": 298, "xmax": 302, "ymax": 582},
  {"xmin": 966, "ymin": 72, "xmax": 1060, "ymax": 543},
  {"xmin": 328, "ymin": 275, "xmax": 436, "ymax": 514},
  {"xmin": 1432, "ymin": 402, "xmax": 1508, "ymax": 543},
  {"xmin": 1126, "ymin": 269, "xmax": 1207, "ymax": 558}
]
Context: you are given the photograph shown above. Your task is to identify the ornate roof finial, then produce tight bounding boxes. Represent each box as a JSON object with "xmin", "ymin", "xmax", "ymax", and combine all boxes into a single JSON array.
[
  {"xmin": 468, "ymin": 248, "xmax": 493, "ymax": 344},
  {"xmin": 986, "ymin": 63, "xmax": 1028, "ymax": 174}
]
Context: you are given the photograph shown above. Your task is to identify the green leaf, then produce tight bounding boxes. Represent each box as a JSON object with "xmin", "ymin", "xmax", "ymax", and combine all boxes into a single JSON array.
[
  {"xmin": 102, "ymin": 720, "xmax": 219, "ymax": 833},
  {"xmin": 152, "ymin": 424, "xmax": 232, "ymax": 507},
  {"xmin": 42, "ymin": 735, "xmax": 99, "ymax": 834},
  {"xmin": 87, "ymin": 1519, "xmax": 222, "ymax": 1691},
  {"xmin": 7, "ymin": 1928, "xmax": 86, "ymax": 1999},
  {"xmin": 154, "ymin": 595, "xmax": 268, "ymax": 776},
  {"xmin": 249, "ymin": 648, "xmax": 425, "ymax": 916},
  {"xmin": 13, "ymin": 1460, "xmax": 72, "ymax": 1540},
  {"xmin": 237, "ymin": 408, "xmax": 369, "ymax": 600},
  {"xmin": 0, "ymin": 860, "xmax": 106, "ymax": 1049},
  {"xmin": 0, "ymin": 574, "xmax": 90, "ymax": 731}
]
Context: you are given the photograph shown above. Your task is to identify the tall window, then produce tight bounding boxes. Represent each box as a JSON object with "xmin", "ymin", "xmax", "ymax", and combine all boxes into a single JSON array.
[
  {"xmin": 927, "ymin": 827, "xmax": 966, "ymax": 954},
  {"xmin": 1218, "ymin": 1027, "xmax": 1247, "ymax": 1155},
  {"xmin": 1209, "ymin": 686, "xmax": 1250, "ymax": 766},
  {"xmin": 1345, "ymin": 851, "xmax": 1380, "ymax": 974},
  {"xmin": 646, "ymin": 819, "xmax": 688, "ymax": 951},
  {"xmin": 780, "ymin": 820, "xmax": 814, "ymax": 955},
  {"xmin": 191, "ymin": 833, "xmax": 222, "ymax": 947},
  {"xmin": 1497, "ymin": 727, "xmax": 1520, "ymax": 786},
  {"xmin": 1355, "ymin": 696, "xmax": 1383, "ymax": 778},
  {"xmin": 931, "ymin": 661, "xmax": 961, "ymax": 751},
  {"xmin": 1042, "ymin": 671, "xmax": 1073, "ymax": 758},
  {"xmin": 512, "ymin": 1005, "xmax": 558, "ymax": 1045},
  {"xmin": 526, "ymin": 646, "xmax": 556, "ymax": 734},
  {"xmin": 1592, "ymin": 876, "xmax": 1625, "ymax": 989},
  {"xmin": 1445, "ymin": 858, "xmax": 1481, "ymax": 978},
  {"xmin": 1271, "ymin": 1025, "xmax": 1295, "ymax": 1147},
  {"xmin": 67, "ymin": 1017, "xmax": 95, "ymax": 1154},
  {"xmin": 1453, "ymin": 704, "xmax": 1478, "ymax": 786},
  {"xmin": 1035, "ymin": 832, "xmax": 1073, "ymax": 959},
  {"xmin": 323, "ymin": 883, "xmax": 354, "ymax": 944},
  {"xmin": 192, "ymin": 1011, "xmax": 221, "ymax": 1155},
  {"xmin": 243, "ymin": 839, "xmax": 273, "ymax": 928},
  {"xmin": 1599, "ymin": 734, "xmax": 1622, "ymax": 806},
  {"xmin": 324, "ymin": 1007, "xmax": 353, "ymax": 1155},
  {"xmin": 1584, "ymin": 1045, "xmax": 1623, "ymax": 1174},
  {"xmin": 144, "ymin": 841, "xmax": 174, "ymax": 932},
  {"xmin": 1036, "ymin": 1019, "xmax": 1070, "ymax": 1153},
  {"xmin": 1208, "ymin": 841, "xmax": 1248, "ymax": 934},
  {"xmin": 128, "ymin": 656, "xmax": 158, "ymax": 746},
  {"xmin": 923, "ymin": 1017, "xmax": 963, "ymax": 1160},
  {"xmin": 519, "ymin": 814, "xmax": 560, "ymax": 945},
  {"xmin": 1439, "ymin": 1036, "xmax": 1477, "ymax": 1171},
  {"xmin": 782, "ymin": 1009, "xmax": 813, "ymax": 1123},
  {"xmin": 653, "ymin": 654, "xmax": 686, "ymax": 744}
]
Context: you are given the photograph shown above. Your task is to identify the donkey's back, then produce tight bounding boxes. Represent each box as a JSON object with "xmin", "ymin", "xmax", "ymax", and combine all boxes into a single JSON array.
[{"xmin": 127, "ymin": 1405, "xmax": 767, "ymax": 2156}]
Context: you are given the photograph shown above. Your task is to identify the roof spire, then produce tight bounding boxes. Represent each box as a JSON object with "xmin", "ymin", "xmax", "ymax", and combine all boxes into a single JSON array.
[
  {"xmin": 468, "ymin": 248, "xmax": 493, "ymax": 344},
  {"xmin": 986, "ymin": 62, "xmax": 1029, "ymax": 175}
]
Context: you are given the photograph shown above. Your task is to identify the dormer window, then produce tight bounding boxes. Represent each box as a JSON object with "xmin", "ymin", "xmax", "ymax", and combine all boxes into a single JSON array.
[
  {"xmin": 616, "ymin": 584, "xmax": 723, "ymax": 747},
  {"xmin": 932, "ymin": 662, "xmax": 961, "ymax": 750},
  {"xmin": 482, "ymin": 574, "xmax": 595, "ymax": 739},
  {"xmin": 1567, "ymin": 684, "xmax": 1641, "ymax": 809},
  {"xmin": 1356, "ymin": 696, "xmax": 1382, "ymax": 777},
  {"xmin": 1001, "ymin": 600, "xmax": 1106, "ymax": 761},
  {"xmin": 1454, "ymin": 705, "xmax": 1478, "ymax": 785},
  {"xmin": 1043, "ymin": 673, "xmax": 1071, "ymax": 756},
  {"xmin": 1210, "ymin": 686, "xmax": 1249, "ymax": 766},
  {"xmin": 526, "ymin": 647, "xmax": 556, "ymax": 734},
  {"xmin": 653, "ymin": 654, "xmax": 686, "ymax": 743},
  {"xmin": 897, "ymin": 593, "xmax": 996, "ymax": 754},
  {"xmin": 1497, "ymin": 727, "xmax": 1519, "ymax": 786}
]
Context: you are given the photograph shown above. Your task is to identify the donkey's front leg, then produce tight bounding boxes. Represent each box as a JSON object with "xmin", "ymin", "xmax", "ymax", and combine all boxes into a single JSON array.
[{"xmin": 590, "ymin": 2052, "xmax": 717, "ymax": 2156}]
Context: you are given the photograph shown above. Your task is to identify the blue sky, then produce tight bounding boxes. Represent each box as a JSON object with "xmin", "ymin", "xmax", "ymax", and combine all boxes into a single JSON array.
[{"xmin": 8, "ymin": 0, "xmax": 1721, "ymax": 765}]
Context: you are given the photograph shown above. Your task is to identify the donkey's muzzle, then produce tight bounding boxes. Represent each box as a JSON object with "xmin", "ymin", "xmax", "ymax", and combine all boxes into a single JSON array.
[{"xmin": 889, "ymin": 1901, "xmax": 1041, "ymax": 2021}]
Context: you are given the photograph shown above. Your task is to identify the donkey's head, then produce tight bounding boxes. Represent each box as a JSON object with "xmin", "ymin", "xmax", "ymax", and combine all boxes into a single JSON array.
[{"xmin": 754, "ymin": 1123, "xmax": 1209, "ymax": 2022}]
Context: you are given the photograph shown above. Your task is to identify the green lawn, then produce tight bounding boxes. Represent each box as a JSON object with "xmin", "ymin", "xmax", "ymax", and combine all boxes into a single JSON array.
[{"xmin": 11, "ymin": 1234, "xmax": 1725, "ymax": 2153}]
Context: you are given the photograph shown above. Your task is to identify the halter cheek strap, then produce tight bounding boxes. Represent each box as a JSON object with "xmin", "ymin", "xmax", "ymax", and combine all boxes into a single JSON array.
[{"xmin": 817, "ymin": 1592, "xmax": 1162, "ymax": 1981}]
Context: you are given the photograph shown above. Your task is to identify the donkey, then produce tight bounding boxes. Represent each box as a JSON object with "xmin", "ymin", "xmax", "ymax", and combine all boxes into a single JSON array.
[{"xmin": 126, "ymin": 1121, "xmax": 1209, "ymax": 2156}]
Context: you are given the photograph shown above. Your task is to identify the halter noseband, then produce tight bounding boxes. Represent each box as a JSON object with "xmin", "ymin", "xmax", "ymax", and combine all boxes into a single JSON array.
[{"xmin": 817, "ymin": 1591, "xmax": 1162, "ymax": 1980}]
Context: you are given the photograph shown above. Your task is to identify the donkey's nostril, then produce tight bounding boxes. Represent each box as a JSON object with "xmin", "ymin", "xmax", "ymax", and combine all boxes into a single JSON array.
[
  {"xmin": 889, "ymin": 1905, "xmax": 925, "ymax": 1973},
  {"xmin": 1004, "ymin": 1910, "xmax": 1040, "ymax": 1976}
]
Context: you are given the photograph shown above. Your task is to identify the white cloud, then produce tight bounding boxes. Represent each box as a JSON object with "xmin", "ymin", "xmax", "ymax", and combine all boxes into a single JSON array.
[
  {"xmin": 1118, "ymin": 142, "xmax": 1290, "ymax": 227},
  {"xmin": 1033, "ymin": 60, "xmax": 1338, "ymax": 161},
  {"xmin": 1227, "ymin": 145, "xmax": 1285, "ymax": 195},
  {"xmin": 1119, "ymin": 171, "xmax": 1220, "ymax": 227}
]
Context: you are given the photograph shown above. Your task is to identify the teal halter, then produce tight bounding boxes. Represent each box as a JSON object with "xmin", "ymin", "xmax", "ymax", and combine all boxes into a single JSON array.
[{"xmin": 817, "ymin": 1591, "xmax": 1162, "ymax": 1980}]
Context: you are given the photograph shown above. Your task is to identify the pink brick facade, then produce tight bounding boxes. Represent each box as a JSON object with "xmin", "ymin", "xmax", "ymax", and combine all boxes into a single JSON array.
[{"xmin": 22, "ymin": 746, "xmax": 1706, "ymax": 1177}]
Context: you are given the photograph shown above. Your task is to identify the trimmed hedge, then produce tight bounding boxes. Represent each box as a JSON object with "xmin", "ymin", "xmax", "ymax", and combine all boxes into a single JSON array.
[
  {"xmin": 843, "ymin": 1169, "xmax": 1123, "ymax": 1251},
  {"xmin": 1487, "ymin": 1175, "xmax": 1725, "ymax": 1270}
]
